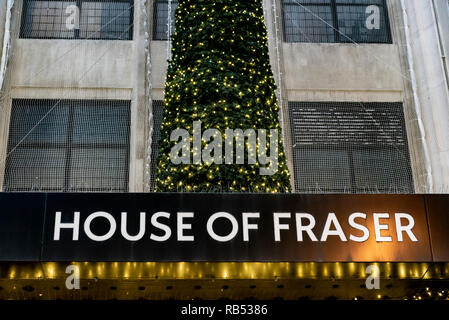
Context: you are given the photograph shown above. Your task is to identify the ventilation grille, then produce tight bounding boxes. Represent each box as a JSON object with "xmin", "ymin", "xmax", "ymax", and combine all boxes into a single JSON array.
[
  {"xmin": 289, "ymin": 102, "xmax": 414, "ymax": 193},
  {"xmin": 149, "ymin": 100, "xmax": 164, "ymax": 192}
]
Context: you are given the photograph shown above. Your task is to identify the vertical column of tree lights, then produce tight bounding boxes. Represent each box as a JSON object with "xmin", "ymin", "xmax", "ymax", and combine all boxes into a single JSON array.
[{"xmin": 156, "ymin": 0, "xmax": 291, "ymax": 193}]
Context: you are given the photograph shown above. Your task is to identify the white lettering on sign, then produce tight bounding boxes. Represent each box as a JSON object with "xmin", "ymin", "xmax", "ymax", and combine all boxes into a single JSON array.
[
  {"xmin": 84, "ymin": 211, "xmax": 116, "ymax": 242},
  {"xmin": 242, "ymin": 212, "xmax": 260, "ymax": 242},
  {"xmin": 273, "ymin": 212, "xmax": 291, "ymax": 242},
  {"xmin": 207, "ymin": 212, "xmax": 239, "ymax": 242},
  {"xmin": 150, "ymin": 211, "xmax": 171, "ymax": 242},
  {"xmin": 348, "ymin": 212, "xmax": 370, "ymax": 242},
  {"xmin": 295, "ymin": 213, "xmax": 318, "ymax": 242},
  {"xmin": 53, "ymin": 211, "xmax": 418, "ymax": 243},
  {"xmin": 373, "ymin": 213, "xmax": 393, "ymax": 242},
  {"xmin": 320, "ymin": 213, "xmax": 347, "ymax": 242},
  {"xmin": 177, "ymin": 212, "xmax": 194, "ymax": 241},
  {"xmin": 54, "ymin": 211, "xmax": 80, "ymax": 241}
]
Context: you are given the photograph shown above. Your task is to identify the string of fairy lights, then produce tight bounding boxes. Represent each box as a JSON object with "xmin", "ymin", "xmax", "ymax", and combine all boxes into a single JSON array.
[
  {"xmin": 407, "ymin": 287, "xmax": 448, "ymax": 301},
  {"xmin": 167, "ymin": 0, "xmax": 173, "ymax": 61},
  {"xmin": 155, "ymin": 0, "xmax": 291, "ymax": 193}
]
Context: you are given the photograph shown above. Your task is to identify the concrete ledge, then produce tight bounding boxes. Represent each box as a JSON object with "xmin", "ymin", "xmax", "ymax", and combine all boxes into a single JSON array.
[
  {"xmin": 287, "ymin": 89, "xmax": 403, "ymax": 102},
  {"xmin": 10, "ymin": 87, "xmax": 133, "ymax": 100}
]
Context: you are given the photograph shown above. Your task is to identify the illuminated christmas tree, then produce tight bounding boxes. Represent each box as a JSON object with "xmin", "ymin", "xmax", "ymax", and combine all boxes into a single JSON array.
[{"xmin": 155, "ymin": 0, "xmax": 291, "ymax": 192}]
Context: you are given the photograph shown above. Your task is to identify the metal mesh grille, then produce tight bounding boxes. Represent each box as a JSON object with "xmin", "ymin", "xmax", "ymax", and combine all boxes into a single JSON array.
[
  {"xmin": 20, "ymin": 0, "xmax": 134, "ymax": 40},
  {"xmin": 289, "ymin": 102, "xmax": 414, "ymax": 193},
  {"xmin": 153, "ymin": 0, "xmax": 177, "ymax": 40},
  {"xmin": 283, "ymin": 0, "xmax": 335, "ymax": 43},
  {"xmin": 336, "ymin": 0, "xmax": 391, "ymax": 43},
  {"xmin": 282, "ymin": 0, "xmax": 392, "ymax": 43},
  {"xmin": 149, "ymin": 100, "xmax": 164, "ymax": 192},
  {"xmin": 4, "ymin": 99, "xmax": 131, "ymax": 192}
]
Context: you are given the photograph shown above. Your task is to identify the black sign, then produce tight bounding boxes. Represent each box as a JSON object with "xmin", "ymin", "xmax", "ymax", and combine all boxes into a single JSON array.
[{"xmin": 0, "ymin": 193, "xmax": 447, "ymax": 262}]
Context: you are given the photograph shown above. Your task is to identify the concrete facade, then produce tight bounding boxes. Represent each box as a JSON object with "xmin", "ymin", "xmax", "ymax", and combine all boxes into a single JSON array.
[
  {"xmin": 402, "ymin": 0, "xmax": 449, "ymax": 192},
  {"xmin": 0, "ymin": 0, "xmax": 448, "ymax": 193},
  {"xmin": 0, "ymin": 1, "xmax": 6, "ymax": 61}
]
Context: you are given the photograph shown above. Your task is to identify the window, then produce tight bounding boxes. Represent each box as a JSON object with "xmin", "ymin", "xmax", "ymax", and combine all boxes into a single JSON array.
[
  {"xmin": 149, "ymin": 100, "xmax": 164, "ymax": 191},
  {"xmin": 282, "ymin": 0, "xmax": 391, "ymax": 43},
  {"xmin": 20, "ymin": 0, "xmax": 134, "ymax": 40},
  {"xmin": 289, "ymin": 102, "xmax": 414, "ymax": 193},
  {"xmin": 4, "ymin": 100, "xmax": 131, "ymax": 192},
  {"xmin": 153, "ymin": 0, "xmax": 177, "ymax": 40}
]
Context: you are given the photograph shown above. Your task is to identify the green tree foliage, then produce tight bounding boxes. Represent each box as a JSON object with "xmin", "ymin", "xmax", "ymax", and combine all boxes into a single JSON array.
[{"xmin": 156, "ymin": 0, "xmax": 291, "ymax": 192}]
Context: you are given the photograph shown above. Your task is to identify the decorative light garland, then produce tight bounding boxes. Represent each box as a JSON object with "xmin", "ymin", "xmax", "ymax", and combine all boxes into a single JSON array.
[
  {"xmin": 408, "ymin": 286, "xmax": 449, "ymax": 300},
  {"xmin": 270, "ymin": 0, "xmax": 285, "ymax": 146}
]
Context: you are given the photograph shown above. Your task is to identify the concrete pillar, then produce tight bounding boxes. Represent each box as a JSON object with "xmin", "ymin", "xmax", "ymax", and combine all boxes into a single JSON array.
[
  {"xmin": 405, "ymin": 0, "xmax": 449, "ymax": 192},
  {"xmin": 263, "ymin": 0, "xmax": 295, "ymax": 190},
  {"xmin": 129, "ymin": 2, "xmax": 148, "ymax": 192},
  {"xmin": 432, "ymin": 0, "xmax": 449, "ymax": 84}
]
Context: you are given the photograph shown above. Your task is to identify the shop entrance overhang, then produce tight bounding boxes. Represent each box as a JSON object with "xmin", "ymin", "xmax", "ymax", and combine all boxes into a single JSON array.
[{"xmin": 0, "ymin": 193, "xmax": 448, "ymax": 300}]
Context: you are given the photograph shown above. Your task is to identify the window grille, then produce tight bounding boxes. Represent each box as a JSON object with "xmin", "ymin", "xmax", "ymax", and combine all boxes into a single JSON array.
[
  {"xmin": 153, "ymin": 0, "xmax": 177, "ymax": 40},
  {"xmin": 4, "ymin": 99, "xmax": 131, "ymax": 192},
  {"xmin": 20, "ymin": 0, "xmax": 134, "ymax": 40},
  {"xmin": 288, "ymin": 102, "xmax": 414, "ymax": 193},
  {"xmin": 149, "ymin": 100, "xmax": 164, "ymax": 192},
  {"xmin": 282, "ymin": 0, "xmax": 392, "ymax": 43}
]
